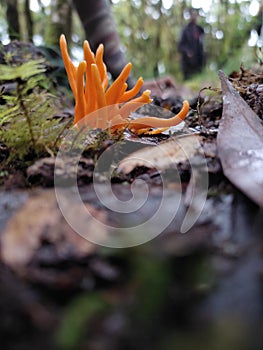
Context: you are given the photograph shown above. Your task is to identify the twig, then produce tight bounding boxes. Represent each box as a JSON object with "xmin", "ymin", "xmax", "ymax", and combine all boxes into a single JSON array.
[{"xmin": 16, "ymin": 78, "xmax": 36, "ymax": 148}]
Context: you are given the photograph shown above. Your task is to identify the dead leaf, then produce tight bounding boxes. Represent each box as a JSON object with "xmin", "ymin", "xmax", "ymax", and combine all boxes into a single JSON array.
[
  {"xmin": 118, "ymin": 134, "xmax": 202, "ymax": 174},
  {"xmin": 27, "ymin": 156, "xmax": 94, "ymax": 186},
  {"xmin": 217, "ymin": 70, "xmax": 263, "ymax": 207},
  {"xmin": 1, "ymin": 189, "xmax": 97, "ymax": 272}
]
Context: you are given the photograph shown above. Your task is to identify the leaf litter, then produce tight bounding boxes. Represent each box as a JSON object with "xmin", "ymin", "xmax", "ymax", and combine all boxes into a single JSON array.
[
  {"xmin": 217, "ymin": 70, "xmax": 263, "ymax": 208},
  {"xmin": 1, "ymin": 41, "xmax": 263, "ymax": 349},
  {"xmin": 3, "ymin": 66, "xmax": 263, "ymax": 278}
]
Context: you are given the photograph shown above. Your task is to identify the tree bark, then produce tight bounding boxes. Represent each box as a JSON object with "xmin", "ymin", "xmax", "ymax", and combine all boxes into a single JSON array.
[
  {"xmin": 6, "ymin": 0, "xmax": 21, "ymax": 40},
  {"xmin": 45, "ymin": 0, "xmax": 72, "ymax": 47},
  {"xmin": 24, "ymin": 0, "xmax": 33, "ymax": 42},
  {"xmin": 73, "ymin": 0, "xmax": 134, "ymax": 86}
]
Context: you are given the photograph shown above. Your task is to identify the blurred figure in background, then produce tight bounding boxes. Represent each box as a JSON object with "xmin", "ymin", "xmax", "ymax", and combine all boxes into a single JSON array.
[{"xmin": 178, "ymin": 8, "xmax": 205, "ymax": 80}]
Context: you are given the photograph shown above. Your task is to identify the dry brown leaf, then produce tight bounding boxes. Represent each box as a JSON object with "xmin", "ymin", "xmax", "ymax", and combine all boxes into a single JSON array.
[
  {"xmin": 1, "ymin": 189, "xmax": 98, "ymax": 272},
  {"xmin": 217, "ymin": 70, "xmax": 263, "ymax": 207},
  {"xmin": 117, "ymin": 134, "xmax": 202, "ymax": 174}
]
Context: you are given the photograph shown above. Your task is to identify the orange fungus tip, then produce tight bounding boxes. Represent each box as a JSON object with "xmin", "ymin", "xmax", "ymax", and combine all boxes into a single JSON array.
[{"xmin": 59, "ymin": 34, "xmax": 189, "ymax": 134}]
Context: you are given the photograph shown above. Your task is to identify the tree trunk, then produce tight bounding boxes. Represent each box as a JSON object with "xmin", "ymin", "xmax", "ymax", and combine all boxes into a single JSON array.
[
  {"xmin": 45, "ymin": 0, "xmax": 72, "ymax": 47},
  {"xmin": 6, "ymin": 0, "xmax": 21, "ymax": 40},
  {"xmin": 153, "ymin": 0, "xmax": 162, "ymax": 77},
  {"xmin": 24, "ymin": 0, "xmax": 33, "ymax": 42},
  {"xmin": 73, "ymin": 0, "xmax": 134, "ymax": 86}
]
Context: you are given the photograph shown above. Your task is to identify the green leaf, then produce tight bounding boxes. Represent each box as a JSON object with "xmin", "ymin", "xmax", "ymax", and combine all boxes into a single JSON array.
[
  {"xmin": 0, "ymin": 59, "xmax": 46, "ymax": 81},
  {"xmin": 56, "ymin": 294, "xmax": 108, "ymax": 350}
]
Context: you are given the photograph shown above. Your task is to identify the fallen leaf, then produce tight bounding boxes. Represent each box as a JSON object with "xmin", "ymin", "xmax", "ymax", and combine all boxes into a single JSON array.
[
  {"xmin": 1, "ymin": 189, "xmax": 97, "ymax": 273},
  {"xmin": 27, "ymin": 156, "xmax": 94, "ymax": 186},
  {"xmin": 117, "ymin": 134, "xmax": 202, "ymax": 174},
  {"xmin": 217, "ymin": 70, "xmax": 263, "ymax": 207}
]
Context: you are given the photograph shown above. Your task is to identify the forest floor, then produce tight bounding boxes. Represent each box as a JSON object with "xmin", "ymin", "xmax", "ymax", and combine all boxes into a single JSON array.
[{"xmin": 0, "ymin": 42, "xmax": 263, "ymax": 350}]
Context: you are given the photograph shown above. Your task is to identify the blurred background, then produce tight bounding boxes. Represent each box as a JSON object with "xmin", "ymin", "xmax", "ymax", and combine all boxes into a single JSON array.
[{"xmin": 0, "ymin": 0, "xmax": 262, "ymax": 83}]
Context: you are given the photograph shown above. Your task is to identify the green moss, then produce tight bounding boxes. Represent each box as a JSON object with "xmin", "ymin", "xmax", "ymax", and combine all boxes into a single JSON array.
[{"xmin": 0, "ymin": 59, "xmax": 69, "ymax": 167}]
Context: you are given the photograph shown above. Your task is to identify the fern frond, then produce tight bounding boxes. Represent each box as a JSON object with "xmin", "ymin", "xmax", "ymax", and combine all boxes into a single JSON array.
[
  {"xmin": 0, "ymin": 59, "xmax": 69, "ymax": 163},
  {"xmin": 0, "ymin": 59, "xmax": 46, "ymax": 81}
]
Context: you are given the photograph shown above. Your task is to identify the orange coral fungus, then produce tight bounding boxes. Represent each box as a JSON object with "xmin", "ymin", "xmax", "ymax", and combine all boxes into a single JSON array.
[{"xmin": 60, "ymin": 34, "xmax": 189, "ymax": 134}]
